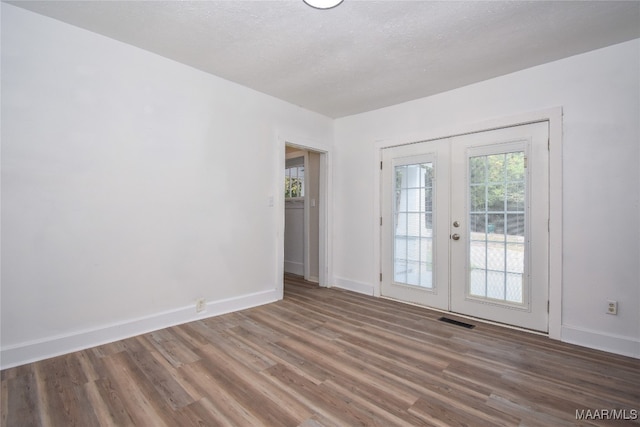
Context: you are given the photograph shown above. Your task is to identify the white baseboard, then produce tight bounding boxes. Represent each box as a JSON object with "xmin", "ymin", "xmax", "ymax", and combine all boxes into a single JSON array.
[
  {"xmin": 333, "ymin": 277, "xmax": 375, "ymax": 296},
  {"xmin": 561, "ymin": 325, "xmax": 640, "ymax": 359},
  {"xmin": 0, "ymin": 288, "xmax": 280, "ymax": 370},
  {"xmin": 284, "ymin": 260, "xmax": 304, "ymax": 276}
]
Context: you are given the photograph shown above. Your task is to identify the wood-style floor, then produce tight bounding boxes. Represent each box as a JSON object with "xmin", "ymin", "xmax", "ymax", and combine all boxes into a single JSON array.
[{"xmin": 2, "ymin": 274, "xmax": 639, "ymax": 426}]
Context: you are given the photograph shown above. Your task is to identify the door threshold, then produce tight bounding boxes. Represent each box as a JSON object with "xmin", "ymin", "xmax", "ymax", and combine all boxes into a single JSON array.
[{"xmin": 379, "ymin": 296, "xmax": 548, "ymax": 337}]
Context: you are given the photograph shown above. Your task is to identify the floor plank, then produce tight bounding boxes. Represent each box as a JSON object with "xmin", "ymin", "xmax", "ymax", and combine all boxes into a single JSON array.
[{"xmin": 2, "ymin": 274, "xmax": 639, "ymax": 426}]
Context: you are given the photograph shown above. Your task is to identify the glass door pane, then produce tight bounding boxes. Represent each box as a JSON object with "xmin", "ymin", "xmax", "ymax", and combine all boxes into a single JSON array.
[
  {"xmin": 394, "ymin": 162, "xmax": 434, "ymax": 288},
  {"xmin": 468, "ymin": 151, "xmax": 526, "ymax": 304},
  {"xmin": 381, "ymin": 139, "xmax": 449, "ymax": 311}
]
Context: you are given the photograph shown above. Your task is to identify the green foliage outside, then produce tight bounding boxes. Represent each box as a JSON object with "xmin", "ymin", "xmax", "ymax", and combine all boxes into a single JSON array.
[
  {"xmin": 285, "ymin": 177, "xmax": 304, "ymax": 198},
  {"xmin": 470, "ymin": 152, "xmax": 525, "ymax": 210},
  {"xmin": 469, "ymin": 152, "xmax": 525, "ymax": 236}
]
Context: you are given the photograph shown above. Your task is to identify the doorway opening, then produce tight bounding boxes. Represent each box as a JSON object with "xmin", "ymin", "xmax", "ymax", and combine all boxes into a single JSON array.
[{"xmin": 283, "ymin": 143, "xmax": 328, "ymax": 287}]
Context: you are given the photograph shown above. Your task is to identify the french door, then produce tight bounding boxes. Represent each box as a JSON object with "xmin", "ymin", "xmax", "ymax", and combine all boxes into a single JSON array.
[{"xmin": 381, "ymin": 122, "xmax": 549, "ymax": 331}]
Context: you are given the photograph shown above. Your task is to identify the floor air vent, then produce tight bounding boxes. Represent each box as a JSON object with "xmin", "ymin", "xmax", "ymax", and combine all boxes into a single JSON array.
[{"xmin": 438, "ymin": 317, "xmax": 476, "ymax": 329}]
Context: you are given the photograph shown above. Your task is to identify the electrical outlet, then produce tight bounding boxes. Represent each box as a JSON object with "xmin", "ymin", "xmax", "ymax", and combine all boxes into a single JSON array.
[
  {"xmin": 606, "ymin": 300, "xmax": 618, "ymax": 315},
  {"xmin": 196, "ymin": 298, "xmax": 206, "ymax": 313}
]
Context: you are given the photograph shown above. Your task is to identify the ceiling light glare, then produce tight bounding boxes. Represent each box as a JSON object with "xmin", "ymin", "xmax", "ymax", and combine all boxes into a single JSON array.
[{"xmin": 303, "ymin": 0, "xmax": 344, "ymax": 10}]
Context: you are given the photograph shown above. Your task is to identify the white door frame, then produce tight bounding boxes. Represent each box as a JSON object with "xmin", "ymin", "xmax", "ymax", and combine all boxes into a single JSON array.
[
  {"xmin": 277, "ymin": 135, "xmax": 332, "ymax": 296},
  {"xmin": 373, "ymin": 107, "xmax": 563, "ymax": 340}
]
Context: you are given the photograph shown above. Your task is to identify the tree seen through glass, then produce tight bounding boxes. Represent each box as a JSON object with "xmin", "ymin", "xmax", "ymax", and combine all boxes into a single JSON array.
[{"xmin": 285, "ymin": 166, "xmax": 304, "ymax": 198}]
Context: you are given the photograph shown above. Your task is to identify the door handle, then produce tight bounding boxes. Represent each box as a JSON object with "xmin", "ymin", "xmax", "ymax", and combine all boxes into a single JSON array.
[{"xmin": 451, "ymin": 233, "xmax": 460, "ymax": 241}]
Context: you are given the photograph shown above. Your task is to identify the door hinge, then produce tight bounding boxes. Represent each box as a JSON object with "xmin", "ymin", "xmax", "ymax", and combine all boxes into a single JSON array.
[
  {"xmin": 380, "ymin": 161, "xmax": 383, "ymax": 170},
  {"xmin": 524, "ymin": 155, "xmax": 528, "ymax": 168},
  {"xmin": 547, "ymin": 300, "xmax": 550, "ymax": 313},
  {"xmin": 380, "ymin": 273, "xmax": 383, "ymax": 282},
  {"xmin": 380, "ymin": 217, "xmax": 383, "ymax": 226}
]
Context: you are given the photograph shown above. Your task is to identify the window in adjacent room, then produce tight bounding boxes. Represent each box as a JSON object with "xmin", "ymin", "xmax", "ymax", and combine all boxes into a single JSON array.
[{"xmin": 285, "ymin": 157, "xmax": 305, "ymax": 198}]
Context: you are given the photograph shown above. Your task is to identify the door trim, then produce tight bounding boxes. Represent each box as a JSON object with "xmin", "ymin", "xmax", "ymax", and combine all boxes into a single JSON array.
[{"xmin": 374, "ymin": 107, "xmax": 562, "ymax": 339}]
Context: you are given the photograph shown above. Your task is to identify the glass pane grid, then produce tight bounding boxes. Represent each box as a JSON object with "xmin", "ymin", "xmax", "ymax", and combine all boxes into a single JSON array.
[
  {"xmin": 393, "ymin": 162, "xmax": 434, "ymax": 289},
  {"xmin": 468, "ymin": 152, "xmax": 525, "ymax": 304},
  {"xmin": 285, "ymin": 165, "xmax": 304, "ymax": 198}
]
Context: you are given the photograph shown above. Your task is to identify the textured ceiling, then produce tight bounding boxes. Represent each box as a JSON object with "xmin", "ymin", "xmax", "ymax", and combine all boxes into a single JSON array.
[{"xmin": 7, "ymin": 0, "xmax": 640, "ymax": 118}]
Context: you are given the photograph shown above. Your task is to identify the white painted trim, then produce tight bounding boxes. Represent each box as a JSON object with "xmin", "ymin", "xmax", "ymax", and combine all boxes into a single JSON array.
[
  {"xmin": 373, "ymin": 107, "xmax": 563, "ymax": 340},
  {"xmin": 303, "ymin": 151, "xmax": 311, "ymax": 281},
  {"xmin": 0, "ymin": 289, "xmax": 280, "ymax": 370},
  {"xmin": 373, "ymin": 145, "xmax": 383, "ymax": 297},
  {"xmin": 319, "ymin": 149, "xmax": 332, "ymax": 288},
  {"xmin": 334, "ymin": 277, "xmax": 375, "ymax": 296},
  {"xmin": 284, "ymin": 260, "xmax": 305, "ymax": 276},
  {"xmin": 561, "ymin": 325, "xmax": 640, "ymax": 359},
  {"xmin": 276, "ymin": 136, "xmax": 287, "ymax": 298},
  {"xmin": 547, "ymin": 109, "xmax": 563, "ymax": 341}
]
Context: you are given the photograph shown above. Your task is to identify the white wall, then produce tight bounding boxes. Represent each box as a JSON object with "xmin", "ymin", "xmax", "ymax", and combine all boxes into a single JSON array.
[
  {"xmin": 333, "ymin": 39, "xmax": 640, "ymax": 358},
  {"xmin": 0, "ymin": 4, "xmax": 332, "ymax": 368}
]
